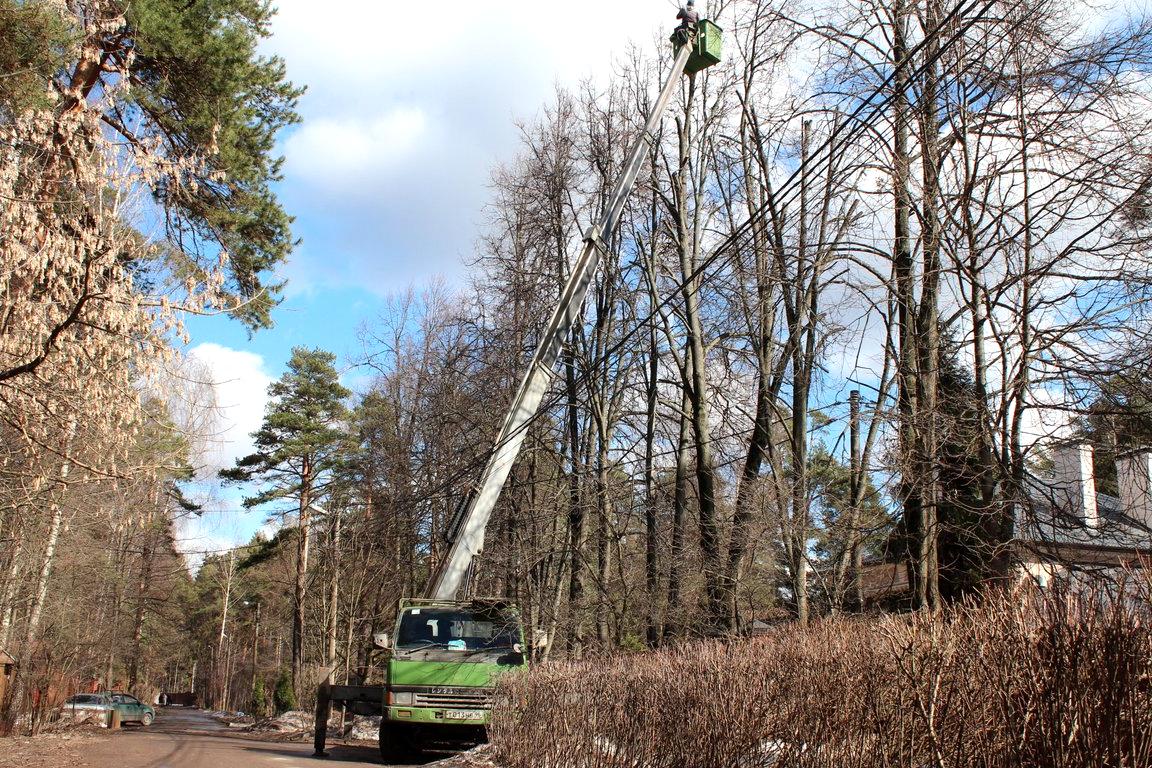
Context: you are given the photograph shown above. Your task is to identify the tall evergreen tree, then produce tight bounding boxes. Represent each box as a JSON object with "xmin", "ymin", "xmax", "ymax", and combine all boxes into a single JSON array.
[
  {"xmin": 222, "ymin": 347, "xmax": 350, "ymax": 693},
  {"xmin": 935, "ymin": 337, "xmax": 1004, "ymax": 601},
  {"xmin": 45, "ymin": 0, "xmax": 302, "ymax": 329},
  {"xmin": 0, "ymin": 1, "xmax": 68, "ymax": 117}
]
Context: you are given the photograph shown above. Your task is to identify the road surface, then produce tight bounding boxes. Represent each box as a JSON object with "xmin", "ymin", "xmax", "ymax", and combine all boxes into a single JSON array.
[{"xmin": 0, "ymin": 708, "xmax": 456, "ymax": 768}]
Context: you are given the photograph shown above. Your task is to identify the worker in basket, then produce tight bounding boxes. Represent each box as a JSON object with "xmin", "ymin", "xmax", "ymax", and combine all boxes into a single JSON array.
[{"xmin": 675, "ymin": 1, "xmax": 699, "ymax": 45}]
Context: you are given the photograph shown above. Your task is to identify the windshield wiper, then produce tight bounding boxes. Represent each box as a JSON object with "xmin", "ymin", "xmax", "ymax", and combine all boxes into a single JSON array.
[
  {"xmin": 399, "ymin": 640, "xmax": 521, "ymax": 655},
  {"xmin": 399, "ymin": 641, "xmax": 450, "ymax": 653}
]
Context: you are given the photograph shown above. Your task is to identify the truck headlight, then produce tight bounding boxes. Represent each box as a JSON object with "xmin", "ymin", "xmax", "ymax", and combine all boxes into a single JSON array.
[{"xmin": 391, "ymin": 692, "xmax": 414, "ymax": 706}]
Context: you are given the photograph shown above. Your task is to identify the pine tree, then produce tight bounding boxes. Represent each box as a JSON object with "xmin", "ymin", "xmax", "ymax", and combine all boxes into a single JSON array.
[
  {"xmin": 935, "ymin": 337, "xmax": 1004, "ymax": 601},
  {"xmin": 222, "ymin": 348, "xmax": 350, "ymax": 695},
  {"xmin": 252, "ymin": 676, "xmax": 268, "ymax": 718},
  {"xmin": 0, "ymin": 1, "xmax": 68, "ymax": 116},
  {"xmin": 272, "ymin": 669, "xmax": 296, "ymax": 714},
  {"xmin": 40, "ymin": 0, "xmax": 303, "ymax": 329}
]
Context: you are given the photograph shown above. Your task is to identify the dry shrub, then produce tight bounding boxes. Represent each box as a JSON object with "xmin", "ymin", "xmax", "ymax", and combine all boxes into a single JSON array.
[{"xmin": 490, "ymin": 582, "xmax": 1152, "ymax": 767}]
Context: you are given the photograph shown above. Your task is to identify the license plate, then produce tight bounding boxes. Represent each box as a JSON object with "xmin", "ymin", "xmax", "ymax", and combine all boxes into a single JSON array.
[{"xmin": 444, "ymin": 710, "xmax": 484, "ymax": 721}]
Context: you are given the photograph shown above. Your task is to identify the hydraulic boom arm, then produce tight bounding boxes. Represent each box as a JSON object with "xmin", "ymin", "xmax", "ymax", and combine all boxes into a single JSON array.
[{"xmin": 428, "ymin": 41, "xmax": 696, "ymax": 600}]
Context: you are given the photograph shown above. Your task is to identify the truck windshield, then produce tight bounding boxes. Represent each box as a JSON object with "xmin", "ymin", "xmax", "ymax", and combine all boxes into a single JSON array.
[{"xmin": 396, "ymin": 607, "xmax": 520, "ymax": 651}]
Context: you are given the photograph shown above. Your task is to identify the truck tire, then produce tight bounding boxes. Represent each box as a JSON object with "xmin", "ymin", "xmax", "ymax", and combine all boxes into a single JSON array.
[{"xmin": 379, "ymin": 721, "xmax": 417, "ymax": 764}]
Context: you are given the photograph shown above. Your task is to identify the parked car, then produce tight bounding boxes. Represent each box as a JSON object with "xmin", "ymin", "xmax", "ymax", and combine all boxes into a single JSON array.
[{"xmin": 63, "ymin": 692, "xmax": 155, "ymax": 725}]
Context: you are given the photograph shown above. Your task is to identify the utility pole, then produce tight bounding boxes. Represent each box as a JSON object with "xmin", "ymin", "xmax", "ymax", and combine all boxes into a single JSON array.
[{"xmin": 849, "ymin": 390, "xmax": 863, "ymax": 610}]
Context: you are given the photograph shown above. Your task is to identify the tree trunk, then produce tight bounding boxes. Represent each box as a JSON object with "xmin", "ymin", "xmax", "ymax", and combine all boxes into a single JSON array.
[
  {"xmin": 833, "ymin": 391, "xmax": 864, "ymax": 612},
  {"xmin": 665, "ymin": 378, "xmax": 693, "ymax": 638},
  {"xmin": 672, "ymin": 80, "xmax": 725, "ymax": 630},
  {"xmin": 215, "ymin": 551, "xmax": 236, "ymax": 710},
  {"xmin": 595, "ymin": 421, "xmax": 612, "ymax": 646},
  {"xmin": 15, "ymin": 422, "xmax": 78, "ymax": 730},
  {"xmin": 128, "ymin": 512, "xmax": 156, "ymax": 690},
  {"xmin": 891, "ymin": 0, "xmax": 924, "ymax": 608},
  {"xmin": 643, "ymin": 317, "xmax": 660, "ymax": 647},
  {"xmin": 787, "ymin": 120, "xmax": 815, "ymax": 626},
  {"xmin": 293, "ymin": 458, "xmax": 313, "ymax": 693},
  {"xmin": 914, "ymin": 0, "xmax": 943, "ymax": 611},
  {"xmin": 22, "ymin": 423, "xmax": 76, "ymax": 654},
  {"xmin": 0, "ymin": 534, "xmax": 23, "ymax": 650},
  {"xmin": 326, "ymin": 507, "xmax": 342, "ymax": 671},
  {"xmin": 564, "ymin": 356, "xmax": 587, "ymax": 653}
]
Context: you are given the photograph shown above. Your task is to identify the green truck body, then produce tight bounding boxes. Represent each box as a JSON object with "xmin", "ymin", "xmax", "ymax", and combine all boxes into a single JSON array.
[
  {"xmin": 386, "ymin": 658, "xmax": 503, "ymax": 726},
  {"xmin": 376, "ymin": 600, "xmax": 525, "ymax": 760}
]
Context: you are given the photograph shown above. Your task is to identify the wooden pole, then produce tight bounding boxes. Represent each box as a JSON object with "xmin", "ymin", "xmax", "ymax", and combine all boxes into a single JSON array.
[
  {"xmin": 312, "ymin": 676, "xmax": 331, "ymax": 757},
  {"xmin": 850, "ymin": 390, "xmax": 863, "ymax": 610}
]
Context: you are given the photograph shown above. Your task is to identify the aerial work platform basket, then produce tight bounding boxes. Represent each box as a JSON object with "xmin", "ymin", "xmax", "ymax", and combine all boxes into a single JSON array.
[{"xmin": 671, "ymin": 19, "xmax": 723, "ymax": 75}]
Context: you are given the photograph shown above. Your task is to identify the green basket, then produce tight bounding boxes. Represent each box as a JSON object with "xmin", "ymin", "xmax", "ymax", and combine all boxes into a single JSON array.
[{"xmin": 670, "ymin": 19, "xmax": 724, "ymax": 75}]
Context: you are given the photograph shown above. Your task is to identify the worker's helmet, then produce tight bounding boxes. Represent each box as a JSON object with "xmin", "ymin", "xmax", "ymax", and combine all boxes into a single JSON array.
[{"xmin": 686, "ymin": 0, "xmax": 695, "ymax": 6}]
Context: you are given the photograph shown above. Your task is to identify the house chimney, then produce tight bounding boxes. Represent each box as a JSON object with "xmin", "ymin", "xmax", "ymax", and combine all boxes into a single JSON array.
[
  {"xmin": 1051, "ymin": 442, "xmax": 1098, "ymax": 528},
  {"xmin": 1117, "ymin": 450, "xmax": 1152, "ymax": 528}
]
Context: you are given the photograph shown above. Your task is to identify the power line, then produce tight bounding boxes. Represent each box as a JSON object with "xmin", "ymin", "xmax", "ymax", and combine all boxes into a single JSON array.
[{"xmin": 332, "ymin": 0, "xmax": 1022, "ymax": 534}]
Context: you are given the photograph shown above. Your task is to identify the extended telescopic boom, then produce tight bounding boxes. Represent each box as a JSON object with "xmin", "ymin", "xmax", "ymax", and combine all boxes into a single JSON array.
[
  {"xmin": 312, "ymin": 23, "xmax": 721, "ymax": 760},
  {"xmin": 428, "ymin": 36, "xmax": 704, "ymax": 601}
]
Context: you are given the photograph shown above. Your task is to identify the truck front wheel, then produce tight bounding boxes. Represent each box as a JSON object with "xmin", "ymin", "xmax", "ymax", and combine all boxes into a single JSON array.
[{"xmin": 379, "ymin": 720, "xmax": 419, "ymax": 764}]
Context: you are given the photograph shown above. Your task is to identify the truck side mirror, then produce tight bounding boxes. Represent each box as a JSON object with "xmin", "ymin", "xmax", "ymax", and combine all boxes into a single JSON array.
[
  {"xmin": 532, "ymin": 629, "xmax": 549, "ymax": 649},
  {"xmin": 372, "ymin": 632, "xmax": 392, "ymax": 650}
]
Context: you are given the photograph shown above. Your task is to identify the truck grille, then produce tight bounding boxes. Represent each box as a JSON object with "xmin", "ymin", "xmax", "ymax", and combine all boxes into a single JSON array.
[{"xmin": 413, "ymin": 691, "xmax": 492, "ymax": 709}]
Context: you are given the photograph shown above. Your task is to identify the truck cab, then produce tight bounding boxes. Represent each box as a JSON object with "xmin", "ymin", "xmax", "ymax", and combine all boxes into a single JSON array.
[{"xmin": 378, "ymin": 599, "xmax": 527, "ymax": 760}]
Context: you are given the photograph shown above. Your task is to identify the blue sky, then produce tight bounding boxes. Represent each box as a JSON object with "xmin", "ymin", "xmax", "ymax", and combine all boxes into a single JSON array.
[{"xmin": 175, "ymin": 1, "xmax": 685, "ymax": 560}]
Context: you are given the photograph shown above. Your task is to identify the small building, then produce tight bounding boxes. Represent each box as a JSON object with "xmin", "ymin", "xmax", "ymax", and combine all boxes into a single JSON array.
[
  {"xmin": 860, "ymin": 444, "xmax": 1152, "ymax": 604},
  {"xmin": 748, "ymin": 619, "xmax": 772, "ymax": 636},
  {"xmin": 0, "ymin": 649, "xmax": 15, "ymax": 703},
  {"xmin": 1015, "ymin": 444, "xmax": 1152, "ymax": 589}
]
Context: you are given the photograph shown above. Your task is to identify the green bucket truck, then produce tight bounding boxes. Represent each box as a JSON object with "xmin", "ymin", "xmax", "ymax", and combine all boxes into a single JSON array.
[{"xmin": 315, "ymin": 14, "xmax": 721, "ymax": 763}]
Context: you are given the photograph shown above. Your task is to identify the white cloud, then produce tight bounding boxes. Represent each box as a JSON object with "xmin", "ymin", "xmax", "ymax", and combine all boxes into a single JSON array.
[
  {"xmin": 264, "ymin": 0, "xmax": 685, "ymax": 293},
  {"xmin": 266, "ymin": 2, "xmax": 667, "ymax": 103},
  {"xmin": 284, "ymin": 107, "xmax": 429, "ymax": 193},
  {"xmin": 161, "ymin": 343, "xmax": 275, "ymax": 567},
  {"xmin": 186, "ymin": 342, "xmax": 273, "ymax": 476}
]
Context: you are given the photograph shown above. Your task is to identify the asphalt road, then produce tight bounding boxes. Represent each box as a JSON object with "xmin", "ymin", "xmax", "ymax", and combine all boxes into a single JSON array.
[{"xmin": 73, "ymin": 707, "xmax": 402, "ymax": 768}]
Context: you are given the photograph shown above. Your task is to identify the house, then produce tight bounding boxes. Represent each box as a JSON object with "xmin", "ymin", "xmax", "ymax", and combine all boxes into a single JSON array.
[
  {"xmin": 0, "ymin": 648, "xmax": 14, "ymax": 703},
  {"xmin": 748, "ymin": 619, "xmax": 772, "ymax": 636},
  {"xmin": 1015, "ymin": 444, "xmax": 1152, "ymax": 588},
  {"xmin": 860, "ymin": 444, "xmax": 1152, "ymax": 604}
]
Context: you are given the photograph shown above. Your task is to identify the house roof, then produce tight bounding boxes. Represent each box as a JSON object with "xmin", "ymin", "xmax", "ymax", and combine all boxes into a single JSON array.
[
  {"xmin": 1016, "ymin": 477, "xmax": 1152, "ymax": 556},
  {"xmin": 0, "ymin": 649, "xmax": 14, "ymax": 665}
]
